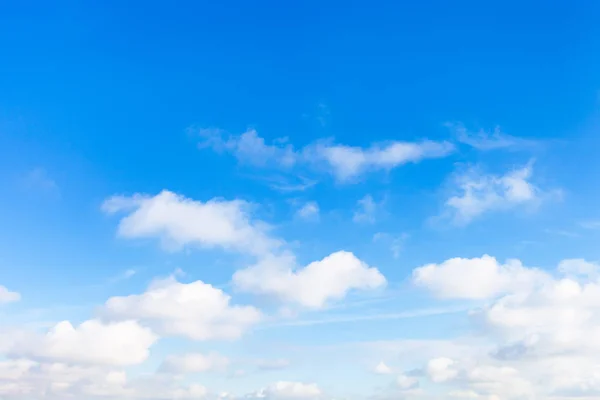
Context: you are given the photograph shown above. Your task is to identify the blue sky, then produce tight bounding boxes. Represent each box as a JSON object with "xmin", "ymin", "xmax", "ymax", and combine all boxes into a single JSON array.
[{"xmin": 1, "ymin": 1, "xmax": 600, "ymax": 399}]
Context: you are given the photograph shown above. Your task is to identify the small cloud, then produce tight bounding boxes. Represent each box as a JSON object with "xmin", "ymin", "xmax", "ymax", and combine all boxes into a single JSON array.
[
  {"xmin": 296, "ymin": 201, "xmax": 320, "ymax": 221},
  {"xmin": 0, "ymin": 285, "xmax": 21, "ymax": 304},
  {"xmin": 23, "ymin": 168, "xmax": 58, "ymax": 193},
  {"xmin": 316, "ymin": 102, "xmax": 330, "ymax": 127},
  {"xmin": 354, "ymin": 195, "xmax": 381, "ymax": 224},
  {"xmin": 373, "ymin": 233, "xmax": 409, "ymax": 258},
  {"xmin": 373, "ymin": 361, "xmax": 393, "ymax": 375}
]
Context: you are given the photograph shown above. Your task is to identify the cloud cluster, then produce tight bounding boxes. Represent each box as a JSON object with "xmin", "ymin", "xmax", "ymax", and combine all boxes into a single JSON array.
[
  {"xmin": 104, "ymin": 191, "xmax": 387, "ymax": 310},
  {"xmin": 408, "ymin": 255, "xmax": 600, "ymax": 398}
]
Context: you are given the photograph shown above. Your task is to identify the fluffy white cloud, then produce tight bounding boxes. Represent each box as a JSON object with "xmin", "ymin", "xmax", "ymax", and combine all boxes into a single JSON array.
[
  {"xmin": 160, "ymin": 352, "xmax": 229, "ymax": 374},
  {"xmin": 412, "ymin": 256, "xmax": 600, "ymax": 398},
  {"xmin": 102, "ymin": 190, "xmax": 279, "ymax": 255},
  {"xmin": 233, "ymin": 251, "xmax": 386, "ymax": 309},
  {"xmin": 296, "ymin": 201, "xmax": 320, "ymax": 220},
  {"xmin": 444, "ymin": 163, "xmax": 551, "ymax": 224},
  {"xmin": 412, "ymin": 255, "xmax": 548, "ymax": 299},
  {"xmin": 0, "ymin": 285, "xmax": 20, "ymax": 304},
  {"xmin": 9, "ymin": 319, "xmax": 157, "ymax": 366},
  {"xmin": 195, "ymin": 127, "xmax": 454, "ymax": 182},
  {"xmin": 103, "ymin": 277, "xmax": 262, "ymax": 341},
  {"xmin": 426, "ymin": 357, "xmax": 459, "ymax": 383},
  {"xmin": 248, "ymin": 381, "xmax": 322, "ymax": 399},
  {"xmin": 374, "ymin": 361, "xmax": 393, "ymax": 375}
]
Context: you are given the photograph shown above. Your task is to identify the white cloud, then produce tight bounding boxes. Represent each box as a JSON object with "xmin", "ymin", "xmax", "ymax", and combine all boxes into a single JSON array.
[
  {"xmin": 102, "ymin": 190, "xmax": 279, "ymax": 255},
  {"xmin": 233, "ymin": 251, "xmax": 386, "ymax": 309},
  {"xmin": 296, "ymin": 201, "xmax": 320, "ymax": 221},
  {"xmin": 195, "ymin": 127, "xmax": 454, "ymax": 182},
  {"xmin": 306, "ymin": 140, "xmax": 454, "ymax": 182},
  {"xmin": 196, "ymin": 128, "xmax": 297, "ymax": 168},
  {"xmin": 374, "ymin": 361, "xmax": 393, "ymax": 375},
  {"xmin": 0, "ymin": 285, "xmax": 20, "ymax": 304},
  {"xmin": 9, "ymin": 319, "xmax": 157, "ymax": 366},
  {"xmin": 426, "ymin": 357, "xmax": 459, "ymax": 383},
  {"xmin": 0, "ymin": 360, "xmax": 211, "ymax": 400},
  {"xmin": 412, "ymin": 255, "xmax": 548, "ymax": 300},
  {"xmin": 248, "ymin": 381, "xmax": 322, "ymax": 399},
  {"xmin": 160, "ymin": 352, "xmax": 229, "ymax": 374},
  {"xmin": 411, "ymin": 256, "xmax": 600, "ymax": 398},
  {"xmin": 449, "ymin": 123, "xmax": 537, "ymax": 151},
  {"xmin": 558, "ymin": 259, "xmax": 600, "ymax": 278},
  {"xmin": 103, "ymin": 277, "xmax": 262, "ymax": 341},
  {"xmin": 444, "ymin": 163, "xmax": 552, "ymax": 224},
  {"xmin": 353, "ymin": 195, "xmax": 379, "ymax": 223},
  {"xmin": 397, "ymin": 373, "xmax": 419, "ymax": 390}
]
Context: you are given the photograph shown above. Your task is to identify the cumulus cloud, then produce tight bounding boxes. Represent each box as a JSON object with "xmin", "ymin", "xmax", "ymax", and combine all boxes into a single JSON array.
[
  {"xmin": 412, "ymin": 255, "xmax": 548, "ymax": 299},
  {"xmin": 9, "ymin": 319, "xmax": 157, "ymax": 366},
  {"xmin": 160, "ymin": 352, "xmax": 229, "ymax": 374},
  {"xmin": 443, "ymin": 163, "xmax": 555, "ymax": 224},
  {"xmin": 103, "ymin": 277, "xmax": 262, "ymax": 341},
  {"xmin": 194, "ymin": 127, "xmax": 454, "ymax": 182},
  {"xmin": 102, "ymin": 190, "xmax": 279, "ymax": 255},
  {"xmin": 233, "ymin": 251, "xmax": 386, "ymax": 309},
  {"xmin": 412, "ymin": 256, "xmax": 600, "ymax": 398},
  {"xmin": 0, "ymin": 285, "xmax": 20, "ymax": 304}
]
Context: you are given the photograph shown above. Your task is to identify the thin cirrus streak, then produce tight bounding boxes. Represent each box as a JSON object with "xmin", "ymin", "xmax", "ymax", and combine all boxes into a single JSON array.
[{"xmin": 261, "ymin": 306, "xmax": 469, "ymax": 328}]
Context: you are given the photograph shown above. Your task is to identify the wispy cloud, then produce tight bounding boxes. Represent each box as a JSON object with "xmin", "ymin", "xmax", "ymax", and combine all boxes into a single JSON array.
[
  {"xmin": 353, "ymin": 195, "xmax": 381, "ymax": 224},
  {"xmin": 192, "ymin": 127, "xmax": 454, "ymax": 183},
  {"xmin": 22, "ymin": 168, "xmax": 58, "ymax": 194},
  {"xmin": 447, "ymin": 122, "xmax": 539, "ymax": 151},
  {"xmin": 263, "ymin": 306, "xmax": 467, "ymax": 328},
  {"xmin": 373, "ymin": 233, "xmax": 409, "ymax": 258},
  {"xmin": 580, "ymin": 220, "xmax": 600, "ymax": 230},
  {"xmin": 544, "ymin": 228, "xmax": 580, "ymax": 238}
]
